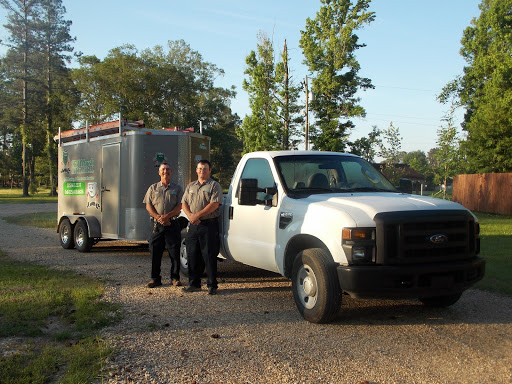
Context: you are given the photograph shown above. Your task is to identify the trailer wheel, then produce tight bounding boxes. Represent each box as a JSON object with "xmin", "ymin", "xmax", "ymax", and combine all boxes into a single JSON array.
[
  {"xmin": 419, "ymin": 292, "xmax": 462, "ymax": 307},
  {"xmin": 292, "ymin": 248, "xmax": 342, "ymax": 324},
  {"xmin": 74, "ymin": 220, "xmax": 93, "ymax": 252},
  {"xmin": 59, "ymin": 219, "xmax": 75, "ymax": 249}
]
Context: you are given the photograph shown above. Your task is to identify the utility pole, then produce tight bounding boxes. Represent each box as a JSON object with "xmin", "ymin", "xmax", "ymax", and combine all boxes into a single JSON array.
[{"xmin": 304, "ymin": 75, "xmax": 309, "ymax": 150}]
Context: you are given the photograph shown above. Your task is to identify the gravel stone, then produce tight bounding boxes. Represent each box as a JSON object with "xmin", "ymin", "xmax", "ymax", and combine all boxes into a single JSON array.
[{"xmin": 1, "ymin": 203, "xmax": 511, "ymax": 383}]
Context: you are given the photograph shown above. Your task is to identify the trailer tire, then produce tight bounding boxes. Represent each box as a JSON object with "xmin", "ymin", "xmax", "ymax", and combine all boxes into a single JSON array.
[
  {"xmin": 74, "ymin": 220, "xmax": 93, "ymax": 252},
  {"xmin": 419, "ymin": 292, "xmax": 462, "ymax": 307},
  {"xmin": 59, "ymin": 219, "xmax": 75, "ymax": 249},
  {"xmin": 291, "ymin": 248, "xmax": 342, "ymax": 324}
]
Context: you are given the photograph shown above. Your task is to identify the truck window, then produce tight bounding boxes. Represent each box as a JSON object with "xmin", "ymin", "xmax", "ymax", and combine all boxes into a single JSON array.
[
  {"xmin": 274, "ymin": 154, "xmax": 396, "ymax": 195},
  {"xmin": 239, "ymin": 158, "xmax": 276, "ymax": 202}
]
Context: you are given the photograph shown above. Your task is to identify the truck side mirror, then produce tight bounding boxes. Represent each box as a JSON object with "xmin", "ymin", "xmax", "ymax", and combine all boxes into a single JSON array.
[{"xmin": 238, "ymin": 178, "xmax": 259, "ymax": 205}]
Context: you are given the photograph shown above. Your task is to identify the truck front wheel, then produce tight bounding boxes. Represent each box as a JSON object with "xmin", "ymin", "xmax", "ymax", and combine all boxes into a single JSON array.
[
  {"xmin": 291, "ymin": 248, "xmax": 342, "ymax": 323},
  {"xmin": 74, "ymin": 220, "xmax": 93, "ymax": 252},
  {"xmin": 59, "ymin": 219, "xmax": 75, "ymax": 249}
]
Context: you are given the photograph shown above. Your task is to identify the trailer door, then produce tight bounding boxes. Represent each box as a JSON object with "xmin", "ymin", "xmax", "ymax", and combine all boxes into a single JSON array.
[{"xmin": 101, "ymin": 143, "xmax": 120, "ymax": 237}]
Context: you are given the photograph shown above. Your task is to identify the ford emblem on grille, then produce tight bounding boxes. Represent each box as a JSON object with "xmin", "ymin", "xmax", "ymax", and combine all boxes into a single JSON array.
[{"xmin": 429, "ymin": 234, "xmax": 448, "ymax": 244}]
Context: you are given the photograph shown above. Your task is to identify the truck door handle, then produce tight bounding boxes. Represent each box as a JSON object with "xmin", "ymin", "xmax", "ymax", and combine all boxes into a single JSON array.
[{"xmin": 229, "ymin": 206, "xmax": 234, "ymax": 220}]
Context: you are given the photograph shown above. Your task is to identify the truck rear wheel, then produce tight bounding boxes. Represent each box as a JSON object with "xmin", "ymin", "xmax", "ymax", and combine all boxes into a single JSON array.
[
  {"xmin": 419, "ymin": 292, "xmax": 462, "ymax": 307},
  {"xmin": 292, "ymin": 248, "xmax": 342, "ymax": 323},
  {"xmin": 59, "ymin": 219, "xmax": 75, "ymax": 249},
  {"xmin": 74, "ymin": 220, "xmax": 93, "ymax": 252}
]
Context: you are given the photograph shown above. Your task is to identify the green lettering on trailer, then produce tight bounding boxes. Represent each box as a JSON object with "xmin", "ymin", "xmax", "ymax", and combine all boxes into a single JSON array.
[{"xmin": 63, "ymin": 181, "xmax": 85, "ymax": 195}]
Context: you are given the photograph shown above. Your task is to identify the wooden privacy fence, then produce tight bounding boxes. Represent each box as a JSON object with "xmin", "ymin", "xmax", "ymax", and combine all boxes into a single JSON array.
[{"xmin": 453, "ymin": 173, "xmax": 512, "ymax": 215}]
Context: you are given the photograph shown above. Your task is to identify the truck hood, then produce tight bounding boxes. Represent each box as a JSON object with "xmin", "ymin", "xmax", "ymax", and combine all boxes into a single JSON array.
[{"xmin": 302, "ymin": 192, "xmax": 468, "ymax": 225}]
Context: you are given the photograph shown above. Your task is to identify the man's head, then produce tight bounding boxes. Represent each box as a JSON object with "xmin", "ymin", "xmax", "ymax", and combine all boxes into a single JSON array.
[
  {"xmin": 196, "ymin": 159, "xmax": 212, "ymax": 181},
  {"xmin": 159, "ymin": 163, "xmax": 171, "ymax": 184}
]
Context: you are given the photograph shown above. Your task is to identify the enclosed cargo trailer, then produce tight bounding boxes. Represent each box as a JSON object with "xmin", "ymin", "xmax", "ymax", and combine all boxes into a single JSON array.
[{"xmin": 55, "ymin": 119, "xmax": 210, "ymax": 251}]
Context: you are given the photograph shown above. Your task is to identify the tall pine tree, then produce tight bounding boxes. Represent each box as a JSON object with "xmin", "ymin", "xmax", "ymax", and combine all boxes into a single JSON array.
[{"xmin": 299, "ymin": 0, "xmax": 375, "ymax": 152}]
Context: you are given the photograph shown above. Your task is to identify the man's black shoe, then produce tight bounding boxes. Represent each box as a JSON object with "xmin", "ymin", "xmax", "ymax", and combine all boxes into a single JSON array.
[
  {"xmin": 208, "ymin": 287, "xmax": 217, "ymax": 295},
  {"xmin": 147, "ymin": 279, "xmax": 162, "ymax": 288},
  {"xmin": 182, "ymin": 285, "xmax": 201, "ymax": 293}
]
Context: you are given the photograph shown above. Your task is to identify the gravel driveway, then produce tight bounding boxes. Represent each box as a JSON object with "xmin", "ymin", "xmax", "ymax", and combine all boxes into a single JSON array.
[{"xmin": 1, "ymin": 203, "xmax": 511, "ymax": 384}]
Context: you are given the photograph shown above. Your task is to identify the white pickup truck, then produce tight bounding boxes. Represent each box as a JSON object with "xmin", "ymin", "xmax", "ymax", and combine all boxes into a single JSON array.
[{"xmin": 185, "ymin": 151, "xmax": 485, "ymax": 323}]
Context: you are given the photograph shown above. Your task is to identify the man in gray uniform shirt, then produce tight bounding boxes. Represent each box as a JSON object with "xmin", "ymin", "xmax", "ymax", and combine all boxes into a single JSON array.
[
  {"xmin": 143, "ymin": 163, "xmax": 183, "ymax": 288},
  {"xmin": 181, "ymin": 159, "xmax": 222, "ymax": 295}
]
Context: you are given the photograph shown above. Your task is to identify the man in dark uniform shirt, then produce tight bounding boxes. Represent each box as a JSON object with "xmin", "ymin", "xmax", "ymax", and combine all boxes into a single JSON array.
[
  {"xmin": 181, "ymin": 159, "xmax": 222, "ymax": 295},
  {"xmin": 143, "ymin": 163, "xmax": 183, "ymax": 288}
]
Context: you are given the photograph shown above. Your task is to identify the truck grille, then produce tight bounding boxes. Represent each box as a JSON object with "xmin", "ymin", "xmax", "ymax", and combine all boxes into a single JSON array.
[{"xmin": 374, "ymin": 210, "xmax": 478, "ymax": 265}]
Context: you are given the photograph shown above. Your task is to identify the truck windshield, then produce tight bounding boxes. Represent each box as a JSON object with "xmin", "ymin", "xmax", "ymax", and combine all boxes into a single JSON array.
[{"xmin": 274, "ymin": 154, "xmax": 397, "ymax": 196}]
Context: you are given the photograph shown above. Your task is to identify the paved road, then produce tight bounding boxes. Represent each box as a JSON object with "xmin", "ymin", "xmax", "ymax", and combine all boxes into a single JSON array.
[{"xmin": 1, "ymin": 203, "xmax": 511, "ymax": 384}]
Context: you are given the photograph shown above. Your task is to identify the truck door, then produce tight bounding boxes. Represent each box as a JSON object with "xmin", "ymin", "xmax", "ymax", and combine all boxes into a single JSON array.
[
  {"xmin": 101, "ymin": 143, "xmax": 120, "ymax": 237},
  {"xmin": 224, "ymin": 158, "xmax": 280, "ymax": 273}
]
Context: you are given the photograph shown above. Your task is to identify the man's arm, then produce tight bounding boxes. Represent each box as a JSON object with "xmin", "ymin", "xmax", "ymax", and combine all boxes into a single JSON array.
[{"xmin": 182, "ymin": 202, "xmax": 199, "ymax": 225}]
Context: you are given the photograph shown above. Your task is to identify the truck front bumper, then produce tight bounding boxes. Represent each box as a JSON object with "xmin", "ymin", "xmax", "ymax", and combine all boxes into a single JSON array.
[{"xmin": 337, "ymin": 257, "xmax": 485, "ymax": 299}]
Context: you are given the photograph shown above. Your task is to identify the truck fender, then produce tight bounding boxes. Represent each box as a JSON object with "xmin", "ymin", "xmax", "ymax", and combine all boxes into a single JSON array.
[
  {"xmin": 58, "ymin": 215, "xmax": 101, "ymax": 238},
  {"xmin": 283, "ymin": 234, "xmax": 332, "ymax": 278}
]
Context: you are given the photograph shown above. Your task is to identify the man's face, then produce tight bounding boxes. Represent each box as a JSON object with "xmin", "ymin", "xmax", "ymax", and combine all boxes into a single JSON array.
[
  {"xmin": 196, "ymin": 163, "xmax": 211, "ymax": 180},
  {"xmin": 159, "ymin": 164, "xmax": 171, "ymax": 183}
]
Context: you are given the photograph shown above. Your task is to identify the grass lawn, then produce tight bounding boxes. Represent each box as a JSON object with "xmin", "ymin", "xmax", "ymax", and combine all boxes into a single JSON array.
[
  {"xmin": 474, "ymin": 212, "xmax": 512, "ymax": 296},
  {"xmin": 0, "ymin": 251, "xmax": 119, "ymax": 383},
  {"xmin": 0, "ymin": 187, "xmax": 57, "ymax": 204}
]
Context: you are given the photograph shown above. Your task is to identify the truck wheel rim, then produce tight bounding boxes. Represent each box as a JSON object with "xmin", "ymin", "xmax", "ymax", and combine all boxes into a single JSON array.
[
  {"xmin": 180, "ymin": 240, "xmax": 188, "ymax": 269},
  {"xmin": 297, "ymin": 264, "xmax": 318, "ymax": 309}
]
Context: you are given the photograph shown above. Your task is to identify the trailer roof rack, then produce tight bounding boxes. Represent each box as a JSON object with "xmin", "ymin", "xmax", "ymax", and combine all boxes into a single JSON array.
[{"xmin": 54, "ymin": 120, "xmax": 145, "ymax": 144}]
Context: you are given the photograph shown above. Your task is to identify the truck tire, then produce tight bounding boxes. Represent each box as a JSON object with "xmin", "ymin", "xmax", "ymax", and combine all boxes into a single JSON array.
[
  {"xmin": 74, "ymin": 220, "xmax": 93, "ymax": 252},
  {"xmin": 179, "ymin": 237, "xmax": 206, "ymax": 278},
  {"xmin": 180, "ymin": 238, "xmax": 189, "ymax": 277},
  {"xmin": 292, "ymin": 248, "xmax": 342, "ymax": 323},
  {"xmin": 59, "ymin": 218, "xmax": 75, "ymax": 249},
  {"xmin": 419, "ymin": 292, "xmax": 462, "ymax": 307}
]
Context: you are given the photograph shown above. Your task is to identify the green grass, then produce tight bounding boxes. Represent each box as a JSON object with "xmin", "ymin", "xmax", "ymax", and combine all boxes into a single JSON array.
[
  {"xmin": 0, "ymin": 187, "xmax": 58, "ymax": 204},
  {"xmin": 0, "ymin": 251, "xmax": 119, "ymax": 383},
  {"xmin": 474, "ymin": 212, "xmax": 512, "ymax": 295},
  {"xmin": 4, "ymin": 211, "xmax": 57, "ymax": 229}
]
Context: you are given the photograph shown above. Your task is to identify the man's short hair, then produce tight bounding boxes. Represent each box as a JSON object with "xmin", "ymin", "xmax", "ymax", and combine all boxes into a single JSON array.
[{"xmin": 197, "ymin": 159, "xmax": 211, "ymax": 170}]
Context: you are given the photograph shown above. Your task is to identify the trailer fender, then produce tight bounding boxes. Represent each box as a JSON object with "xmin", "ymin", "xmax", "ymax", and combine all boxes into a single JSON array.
[
  {"xmin": 80, "ymin": 216, "xmax": 101, "ymax": 238},
  {"xmin": 58, "ymin": 215, "xmax": 101, "ymax": 238}
]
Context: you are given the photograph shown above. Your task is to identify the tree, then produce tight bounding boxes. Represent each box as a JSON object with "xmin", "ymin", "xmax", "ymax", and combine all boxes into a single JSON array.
[
  {"xmin": 350, "ymin": 125, "xmax": 381, "ymax": 161},
  {"xmin": 378, "ymin": 122, "xmax": 405, "ymax": 185},
  {"xmin": 299, "ymin": 0, "xmax": 375, "ymax": 152},
  {"xmin": 38, "ymin": 0, "xmax": 75, "ymax": 195},
  {"xmin": 439, "ymin": 0, "xmax": 512, "ymax": 172},
  {"xmin": 72, "ymin": 41, "xmax": 231, "ymax": 130},
  {"xmin": 432, "ymin": 103, "xmax": 462, "ymax": 199},
  {"xmin": 238, "ymin": 32, "xmax": 281, "ymax": 153},
  {"xmin": 239, "ymin": 33, "xmax": 303, "ymax": 153},
  {"xmin": 70, "ymin": 41, "xmax": 240, "ymax": 186},
  {"xmin": 0, "ymin": 0, "xmax": 42, "ymax": 195},
  {"xmin": 275, "ymin": 39, "xmax": 303, "ymax": 150}
]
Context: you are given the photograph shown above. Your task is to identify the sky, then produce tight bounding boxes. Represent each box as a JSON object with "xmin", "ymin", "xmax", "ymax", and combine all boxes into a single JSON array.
[{"xmin": 0, "ymin": 0, "xmax": 482, "ymax": 156}]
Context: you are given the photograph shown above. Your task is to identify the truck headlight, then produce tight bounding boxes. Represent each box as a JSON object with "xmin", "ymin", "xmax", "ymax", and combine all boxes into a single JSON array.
[{"xmin": 342, "ymin": 228, "xmax": 376, "ymax": 265}]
